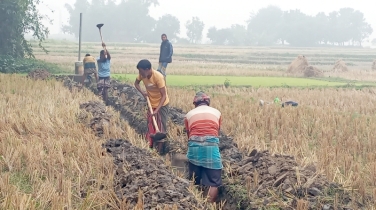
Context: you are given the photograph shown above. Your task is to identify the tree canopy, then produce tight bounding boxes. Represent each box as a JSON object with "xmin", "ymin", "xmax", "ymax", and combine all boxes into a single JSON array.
[
  {"xmin": 63, "ymin": 1, "xmax": 373, "ymax": 47},
  {"xmin": 207, "ymin": 6, "xmax": 373, "ymax": 46},
  {"xmin": 0, "ymin": 0, "xmax": 49, "ymax": 58}
]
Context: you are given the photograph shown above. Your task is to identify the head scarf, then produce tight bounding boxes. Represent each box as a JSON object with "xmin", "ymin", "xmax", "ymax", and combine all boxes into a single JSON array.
[{"xmin": 193, "ymin": 91, "xmax": 210, "ymax": 105}]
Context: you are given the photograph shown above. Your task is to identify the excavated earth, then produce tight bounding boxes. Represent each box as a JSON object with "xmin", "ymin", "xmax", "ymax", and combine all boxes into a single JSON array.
[
  {"xmin": 53, "ymin": 74, "xmax": 368, "ymax": 209},
  {"xmin": 27, "ymin": 69, "xmax": 52, "ymax": 80},
  {"xmin": 104, "ymin": 139, "xmax": 203, "ymax": 209}
]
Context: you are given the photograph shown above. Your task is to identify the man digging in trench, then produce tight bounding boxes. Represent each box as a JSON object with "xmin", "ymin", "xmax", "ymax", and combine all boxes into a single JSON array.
[
  {"xmin": 134, "ymin": 59, "xmax": 169, "ymax": 149},
  {"xmin": 184, "ymin": 91, "xmax": 223, "ymax": 203}
]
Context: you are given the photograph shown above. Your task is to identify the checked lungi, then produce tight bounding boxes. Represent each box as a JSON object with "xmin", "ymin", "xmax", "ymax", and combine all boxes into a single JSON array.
[{"xmin": 146, "ymin": 104, "xmax": 169, "ymax": 147}]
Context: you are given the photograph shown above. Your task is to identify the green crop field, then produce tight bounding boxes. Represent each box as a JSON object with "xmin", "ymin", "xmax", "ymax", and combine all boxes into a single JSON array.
[{"xmin": 111, "ymin": 74, "xmax": 375, "ymax": 87}]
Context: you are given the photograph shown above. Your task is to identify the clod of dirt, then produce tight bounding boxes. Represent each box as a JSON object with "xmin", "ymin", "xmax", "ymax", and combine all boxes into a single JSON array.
[
  {"xmin": 78, "ymin": 101, "xmax": 112, "ymax": 136},
  {"xmin": 304, "ymin": 66, "xmax": 323, "ymax": 77},
  {"xmin": 103, "ymin": 139, "xmax": 204, "ymax": 209},
  {"xmin": 372, "ymin": 59, "xmax": 376, "ymax": 71},
  {"xmin": 27, "ymin": 69, "xmax": 52, "ymax": 80},
  {"xmin": 227, "ymin": 150, "xmax": 357, "ymax": 209},
  {"xmin": 332, "ymin": 59, "xmax": 348, "ymax": 72},
  {"xmin": 287, "ymin": 55, "xmax": 309, "ymax": 74}
]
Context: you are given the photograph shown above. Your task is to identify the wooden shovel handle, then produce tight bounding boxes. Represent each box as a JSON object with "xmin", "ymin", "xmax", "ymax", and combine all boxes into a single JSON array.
[{"xmin": 146, "ymin": 96, "xmax": 160, "ymax": 132}]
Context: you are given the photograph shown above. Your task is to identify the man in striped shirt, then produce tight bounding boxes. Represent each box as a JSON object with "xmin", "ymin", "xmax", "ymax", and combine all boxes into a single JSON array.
[{"xmin": 184, "ymin": 91, "xmax": 223, "ymax": 203}]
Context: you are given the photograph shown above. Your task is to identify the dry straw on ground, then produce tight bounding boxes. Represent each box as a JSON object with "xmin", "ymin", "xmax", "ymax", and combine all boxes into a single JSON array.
[
  {"xmin": 332, "ymin": 59, "xmax": 348, "ymax": 72},
  {"xmin": 0, "ymin": 74, "xmax": 140, "ymax": 209},
  {"xmin": 168, "ymin": 86, "xmax": 376, "ymax": 208}
]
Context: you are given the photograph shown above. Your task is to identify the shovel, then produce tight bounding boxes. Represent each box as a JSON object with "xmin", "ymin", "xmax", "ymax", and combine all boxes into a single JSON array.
[{"xmin": 146, "ymin": 96, "xmax": 167, "ymax": 142}]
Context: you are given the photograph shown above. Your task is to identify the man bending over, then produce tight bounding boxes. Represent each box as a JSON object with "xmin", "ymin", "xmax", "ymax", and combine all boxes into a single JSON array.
[{"xmin": 184, "ymin": 91, "xmax": 223, "ymax": 203}]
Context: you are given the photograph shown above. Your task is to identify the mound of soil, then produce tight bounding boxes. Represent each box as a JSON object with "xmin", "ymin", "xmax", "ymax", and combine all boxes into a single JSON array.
[
  {"xmin": 372, "ymin": 59, "xmax": 376, "ymax": 71},
  {"xmin": 104, "ymin": 139, "xmax": 204, "ymax": 209},
  {"xmin": 27, "ymin": 69, "xmax": 51, "ymax": 80},
  {"xmin": 78, "ymin": 101, "xmax": 112, "ymax": 137},
  {"xmin": 226, "ymin": 149, "xmax": 356, "ymax": 209},
  {"xmin": 287, "ymin": 55, "xmax": 309, "ymax": 74},
  {"xmin": 55, "ymin": 75, "xmax": 83, "ymax": 92},
  {"xmin": 332, "ymin": 59, "xmax": 348, "ymax": 72},
  {"xmin": 304, "ymin": 66, "xmax": 323, "ymax": 77}
]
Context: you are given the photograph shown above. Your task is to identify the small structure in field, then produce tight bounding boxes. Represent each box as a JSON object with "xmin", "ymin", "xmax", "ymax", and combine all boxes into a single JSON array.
[
  {"xmin": 372, "ymin": 59, "xmax": 376, "ymax": 71},
  {"xmin": 287, "ymin": 55, "xmax": 309, "ymax": 74},
  {"xmin": 332, "ymin": 59, "xmax": 348, "ymax": 72},
  {"xmin": 304, "ymin": 66, "xmax": 323, "ymax": 77}
]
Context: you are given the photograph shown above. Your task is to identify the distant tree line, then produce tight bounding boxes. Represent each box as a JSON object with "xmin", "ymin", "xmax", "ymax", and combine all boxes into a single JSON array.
[{"xmin": 64, "ymin": 1, "xmax": 373, "ymax": 47}]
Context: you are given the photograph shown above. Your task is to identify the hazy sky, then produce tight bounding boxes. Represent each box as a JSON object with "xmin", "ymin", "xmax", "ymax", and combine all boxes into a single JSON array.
[{"xmin": 38, "ymin": 0, "xmax": 376, "ymax": 41}]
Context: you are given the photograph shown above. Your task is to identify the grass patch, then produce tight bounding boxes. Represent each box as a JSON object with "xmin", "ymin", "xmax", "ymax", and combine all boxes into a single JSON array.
[
  {"xmin": 111, "ymin": 74, "xmax": 372, "ymax": 87},
  {"xmin": 9, "ymin": 172, "xmax": 33, "ymax": 194}
]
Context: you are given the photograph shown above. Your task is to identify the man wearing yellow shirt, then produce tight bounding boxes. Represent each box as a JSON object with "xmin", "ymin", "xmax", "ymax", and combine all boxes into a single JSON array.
[
  {"xmin": 82, "ymin": 53, "xmax": 98, "ymax": 84},
  {"xmin": 134, "ymin": 59, "xmax": 169, "ymax": 148}
]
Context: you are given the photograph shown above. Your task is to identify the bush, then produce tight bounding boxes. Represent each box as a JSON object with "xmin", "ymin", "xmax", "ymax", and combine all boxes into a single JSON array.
[
  {"xmin": 224, "ymin": 78, "xmax": 231, "ymax": 88},
  {"xmin": 0, "ymin": 55, "xmax": 63, "ymax": 74}
]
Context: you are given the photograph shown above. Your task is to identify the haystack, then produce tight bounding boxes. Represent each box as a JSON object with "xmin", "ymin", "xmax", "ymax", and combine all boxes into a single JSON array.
[
  {"xmin": 332, "ymin": 59, "xmax": 348, "ymax": 72},
  {"xmin": 304, "ymin": 65, "xmax": 323, "ymax": 77},
  {"xmin": 287, "ymin": 55, "xmax": 309, "ymax": 74},
  {"xmin": 372, "ymin": 59, "xmax": 376, "ymax": 71}
]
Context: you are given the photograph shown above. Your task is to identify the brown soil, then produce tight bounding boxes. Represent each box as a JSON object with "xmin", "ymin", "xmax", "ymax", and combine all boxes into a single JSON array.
[
  {"xmin": 287, "ymin": 55, "xmax": 309, "ymax": 74},
  {"xmin": 372, "ymin": 59, "xmax": 376, "ymax": 70},
  {"xmin": 332, "ymin": 59, "xmax": 348, "ymax": 72},
  {"xmin": 104, "ymin": 139, "xmax": 204, "ymax": 209},
  {"xmin": 304, "ymin": 66, "xmax": 323, "ymax": 77},
  {"xmin": 27, "ymin": 69, "xmax": 52, "ymax": 80},
  {"xmin": 56, "ymin": 75, "xmax": 370, "ymax": 209}
]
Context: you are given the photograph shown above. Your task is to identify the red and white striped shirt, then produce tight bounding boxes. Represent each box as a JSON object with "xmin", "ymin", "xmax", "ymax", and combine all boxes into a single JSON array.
[{"xmin": 184, "ymin": 105, "xmax": 222, "ymax": 138}]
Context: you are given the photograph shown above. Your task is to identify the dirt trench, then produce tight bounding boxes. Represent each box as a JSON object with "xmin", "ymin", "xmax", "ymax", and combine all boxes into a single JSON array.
[
  {"xmin": 53, "ymin": 75, "xmax": 365, "ymax": 210},
  {"xmin": 104, "ymin": 139, "xmax": 204, "ymax": 209}
]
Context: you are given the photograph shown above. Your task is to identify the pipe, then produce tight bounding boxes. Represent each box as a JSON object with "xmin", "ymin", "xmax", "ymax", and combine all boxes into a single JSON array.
[{"xmin": 78, "ymin": 13, "xmax": 82, "ymax": 61}]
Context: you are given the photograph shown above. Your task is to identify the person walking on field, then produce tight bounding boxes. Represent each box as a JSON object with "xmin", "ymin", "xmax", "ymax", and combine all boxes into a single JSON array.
[
  {"xmin": 184, "ymin": 91, "xmax": 223, "ymax": 203},
  {"xmin": 82, "ymin": 53, "xmax": 98, "ymax": 85},
  {"xmin": 97, "ymin": 42, "xmax": 111, "ymax": 94},
  {"xmin": 134, "ymin": 59, "xmax": 169, "ymax": 149},
  {"xmin": 157, "ymin": 34, "xmax": 173, "ymax": 82}
]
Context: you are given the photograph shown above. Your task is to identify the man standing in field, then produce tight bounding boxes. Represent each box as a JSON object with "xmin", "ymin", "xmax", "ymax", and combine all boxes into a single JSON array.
[
  {"xmin": 97, "ymin": 43, "xmax": 111, "ymax": 94},
  {"xmin": 82, "ymin": 53, "xmax": 98, "ymax": 84},
  {"xmin": 157, "ymin": 34, "xmax": 173, "ymax": 82},
  {"xmin": 184, "ymin": 91, "xmax": 223, "ymax": 203},
  {"xmin": 134, "ymin": 59, "xmax": 169, "ymax": 148}
]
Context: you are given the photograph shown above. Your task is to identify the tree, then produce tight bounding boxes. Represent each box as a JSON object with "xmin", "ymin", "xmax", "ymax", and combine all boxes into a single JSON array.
[
  {"xmin": 0, "ymin": 0, "xmax": 50, "ymax": 58},
  {"xmin": 207, "ymin": 27, "xmax": 231, "ymax": 45},
  {"xmin": 314, "ymin": 12, "xmax": 330, "ymax": 45},
  {"xmin": 186, "ymin": 17, "xmax": 205, "ymax": 44},
  {"xmin": 247, "ymin": 5, "xmax": 284, "ymax": 45},
  {"xmin": 63, "ymin": 0, "xmax": 159, "ymax": 42},
  {"xmin": 153, "ymin": 14, "xmax": 181, "ymax": 42},
  {"xmin": 228, "ymin": 24, "xmax": 248, "ymax": 46},
  {"xmin": 282, "ymin": 9, "xmax": 318, "ymax": 46}
]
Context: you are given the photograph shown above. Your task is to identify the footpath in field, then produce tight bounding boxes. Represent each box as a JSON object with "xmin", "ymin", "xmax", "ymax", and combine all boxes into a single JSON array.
[{"xmin": 53, "ymin": 73, "xmax": 369, "ymax": 209}]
